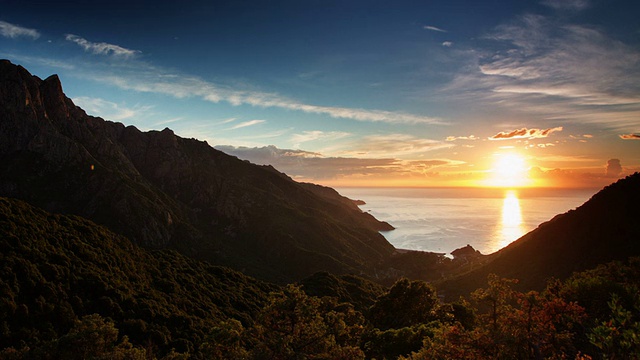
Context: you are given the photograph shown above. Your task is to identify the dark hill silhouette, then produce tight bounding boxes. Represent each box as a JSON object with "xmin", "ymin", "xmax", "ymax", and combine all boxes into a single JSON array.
[
  {"xmin": 0, "ymin": 196, "xmax": 275, "ymax": 353},
  {"xmin": 439, "ymin": 173, "xmax": 640, "ymax": 299},
  {"xmin": 0, "ymin": 59, "xmax": 395, "ymax": 283}
]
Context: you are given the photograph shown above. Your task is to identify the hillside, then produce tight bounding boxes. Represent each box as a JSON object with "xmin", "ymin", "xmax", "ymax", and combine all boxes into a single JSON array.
[
  {"xmin": 0, "ymin": 59, "xmax": 396, "ymax": 283},
  {"xmin": 438, "ymin": 172, "xmax": 640, "ymax": 299},
  {"xmin": 3, "ymin": 194, "xmax": 638, "ymax": 359},
  {"xmin": 0, "ymin": 196, "xmax": 275, "ymax": 354}
]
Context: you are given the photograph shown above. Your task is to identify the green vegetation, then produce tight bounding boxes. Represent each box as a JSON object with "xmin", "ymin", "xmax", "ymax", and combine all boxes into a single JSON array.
[
  {"xmin": 0, "ymin": 197, "xmax": 275, "ymax": 357},
  {"xmin": 1, "ymin": 195, "xmax": 639, "ymax": 359}
]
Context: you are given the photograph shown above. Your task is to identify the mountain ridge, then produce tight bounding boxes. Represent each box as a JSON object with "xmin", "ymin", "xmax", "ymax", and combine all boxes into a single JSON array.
[{"xmin": 0, "ymin": 59, "xmax": 396, "ymax": 283}]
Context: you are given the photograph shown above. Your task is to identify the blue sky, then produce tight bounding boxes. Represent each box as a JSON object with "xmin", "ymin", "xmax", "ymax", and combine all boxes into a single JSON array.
[{"xmin": 1, "ymin": 0, "xmax": 639, "ymax": 187}]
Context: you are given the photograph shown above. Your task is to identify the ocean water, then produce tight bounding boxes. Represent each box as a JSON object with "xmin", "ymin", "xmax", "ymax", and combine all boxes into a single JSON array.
[{"xmin": 336, "ymin": 187, "xmax": 597, "ymax": 255}]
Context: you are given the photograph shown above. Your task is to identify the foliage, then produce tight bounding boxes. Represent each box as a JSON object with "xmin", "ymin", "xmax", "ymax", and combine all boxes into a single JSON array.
[
  {"xmin": 367, "ymin": 278, "xmax": 440, "ymax": 330},
  {"xmin": 405, "ymin": 274, "xmax": 587, "ymax": 359},
  {"xmin": 299, "ymin": 271, "xmax": 386, "ymax": 313},
  {"xmin": 2, "ymin": 195, "xmax": 640, "ymax": 359},
  {"xmin": 362, "ymin": 323, "xmax": 438, "ymax": 360},
  {"xmin": 588, "ymin": 294, "xmax": 640, "ymax": 359},
  {"xmin": 248, "ymin": 285, "xmax": 366, "ymax": 359},
  {"xmin": 0, "ymin": 197, "xmax": 274, "ymax": 357}
]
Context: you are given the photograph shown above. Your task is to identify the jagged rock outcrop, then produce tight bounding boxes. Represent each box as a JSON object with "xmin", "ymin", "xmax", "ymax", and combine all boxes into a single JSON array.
[{"xmin": 0, "ymin": 60, "xmax": 396, "ymax": 283}]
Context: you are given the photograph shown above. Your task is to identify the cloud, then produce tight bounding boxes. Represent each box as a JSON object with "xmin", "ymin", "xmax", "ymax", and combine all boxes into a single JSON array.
[
  {"xmin": 215, "ymin": 144, "xmax": 464, "ymax": 181},
  {"xmin": 408, "ymin": 159, "xmax": 465, "ymax": 169},
  {"xmin": 605, "ymin": 158, "xmax": 622, "ymax": 177},
  {"xmin": 424, "ymin": 25, "xmax": 447, "ymax": 33},
  {"xmin": 291, "ymin": 130, "xmax": 350, "ymax": 148},
  {"xmin": 446, "ymin": 13, "xmax": 640, "ymax": 131},
  {"xmin": 228, "ymin": 119, "xmax": 265, "ymax": 130},
  {"xmin": 71, "ymin": 96, "xmax": 152, "ymax": 121},
  {"xmin": 442, "ymin": 41, "xmax": 453, "ymax": 47},
  {"xmin": 0, "ymin": 21, "xmax": 40, "ymax": 39},
  {"xmin": 344, "ymin": 134, "xmax": 453, "ymax": 158},
  {"xmin": 620, "ymin": 133, "xmax": 640, "ymax": 140},
  {"xmin": 215, "ymin": 145, "xmax": 398, "ymax": 179},
  {"xmin": 65, "ymin": 34, "xmax": 140, "ymax": 58},
  {"xmin": 446, "ymin": 135, "xmax": 478, "ymax": 141},
  {"xmin": 489, "ymin": 127, "xmax": 563, "ymax": 140},
  {"xmin": 540, "ymin": 0, "xmax": 590, "ymax": 11},
  {"xmin": 16, "ymin": 50, "xmax": 442, "ymax": 125},
  {"xmin": 85, "ymin": 67, "xmax": 442, "ymax": 125}
]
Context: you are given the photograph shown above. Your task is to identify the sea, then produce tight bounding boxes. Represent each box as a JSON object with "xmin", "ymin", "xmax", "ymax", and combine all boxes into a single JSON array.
[{"xmin": 336, "ymin": 187, "xmax": 597, "ymax": 256}]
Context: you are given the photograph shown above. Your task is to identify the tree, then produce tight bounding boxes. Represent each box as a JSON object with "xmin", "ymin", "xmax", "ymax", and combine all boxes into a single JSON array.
[
  {"xmin": 248, "ymin": 285, "xmax": 365, "ymax": 359},
  {"xmin": 589, "ymin": 293, "xmax": 640, "ymax": 359},
  {"xmin": 368, "ymin": 278, "xmax": 440, "ymax": 330},
  {"xmin": 405, "ymin": 274, "xmax": 586, "ymax": 359},
  {"xmin": 200, "ymin": 319, "xmax": 249, "ymax": 359}
]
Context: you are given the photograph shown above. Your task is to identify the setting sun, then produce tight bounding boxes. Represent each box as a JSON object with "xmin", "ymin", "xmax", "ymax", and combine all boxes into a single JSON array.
[{"xmin": 485, "ymin": 153, "xmax": 531, "ymax": 187}]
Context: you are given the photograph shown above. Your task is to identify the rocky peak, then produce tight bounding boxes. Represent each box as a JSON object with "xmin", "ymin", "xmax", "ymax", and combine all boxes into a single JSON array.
[
  {"xmin": 0, "ymin": 59, "xmax": 398, "ymax": 283},
  {"xmin": 41, "ymin": 74, "xmax": 70, "ymax": 120}
]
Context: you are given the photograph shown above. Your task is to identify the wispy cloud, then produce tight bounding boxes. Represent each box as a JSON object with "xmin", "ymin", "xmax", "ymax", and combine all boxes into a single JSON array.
[
  {"xmin": 446, "ymin": 135, "xmax": 479, "ymax": 141},
  {"xmin": 444, "ymin": 12, "xmax": 640, "ymax": 133},
  {"xmin": 65, "ymin": 34, "xmax": 140, "ymax": 58},
  {"xmin": 86, "ymin": 67, "xmax": 443, "ymax": 124},
  {"xmin": 490, "ymin": 127, "xmax": 563, "ymax": 140},
  {"xmin": 215, "ymin": 144, "xmax": 461, "ymax": 181},
  {"xmin": 228, "ymin": 119, "xmax": 265, "ymax": 130},
  {"xmin": 0, "ymin": 21, "xmax": 40, "ymax": 39},
  {"xmin": 620, "ymin": 133, "xmax": 640, "ymax": 140},
  {"xmin": 442, "ymin": 41, "xmax": 453, "ymax": 47},
  {"xmin": 424, "ymin": 25, "xmax": 447, "ymax": 33},
  {"xmin": 152, "ymin": 117, "xmax": 183, "ymax": 127},
  {"xmin": 72, "ymin": 96, "xmax": 153, "ymax": 121},
  {"xmin": 291, "ymin": 130, "xmax": 350, "ymax": 148},
  {"xmin": 540, "ymin": 0, "xmax": 591, "ymax": 11},
  {"xmin": 217, "ymin": 117, "xmax": 238, "ymax": 125},
  {"xmin": 342, "ymin": 134, "xmax": 453, "ymax": 158}
]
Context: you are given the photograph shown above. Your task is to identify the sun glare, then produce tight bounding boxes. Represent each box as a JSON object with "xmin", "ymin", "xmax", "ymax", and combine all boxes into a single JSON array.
[
  {"xmin": 496, "ymin": 190, "xmax": 525, "ymax": 250},
  {"xmin": 485, "ymin": 153, "xmax": 531, "ymax": 187}
]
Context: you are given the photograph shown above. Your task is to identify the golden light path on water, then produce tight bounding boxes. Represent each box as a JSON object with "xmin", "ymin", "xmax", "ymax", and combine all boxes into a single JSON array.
[{"xmin": 496, "ymin": 190, "xmax": 526, "ymax": 250}]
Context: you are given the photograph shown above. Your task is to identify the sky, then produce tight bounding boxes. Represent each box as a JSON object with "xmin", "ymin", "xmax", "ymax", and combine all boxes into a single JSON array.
[{"xmin": 1, "ymin": 0, "xmax": 639, "ymax": 188}]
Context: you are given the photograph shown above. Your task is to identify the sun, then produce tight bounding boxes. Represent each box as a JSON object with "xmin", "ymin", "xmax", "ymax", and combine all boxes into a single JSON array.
[{"xmin": 484, "ymin": 153, "xmax": 531, "ymax": 187}]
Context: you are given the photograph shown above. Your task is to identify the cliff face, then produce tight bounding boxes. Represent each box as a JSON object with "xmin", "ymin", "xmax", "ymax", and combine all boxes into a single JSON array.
[{"xmin": 0, "ymin": 60, "xmax": 395, "ymax": 283}]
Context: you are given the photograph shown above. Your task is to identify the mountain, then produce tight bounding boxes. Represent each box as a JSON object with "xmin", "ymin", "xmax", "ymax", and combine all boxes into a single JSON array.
[
  {"xmin": 0, "ymin": 196, "xmax": 275, "ymax": 354},
  {"xmin": 0, "ymin": 59, "xmax": 395, "ymax": 283},
  {"xmin": 439, "ymin": 173, "xmax": 640, "ymax": 299}
]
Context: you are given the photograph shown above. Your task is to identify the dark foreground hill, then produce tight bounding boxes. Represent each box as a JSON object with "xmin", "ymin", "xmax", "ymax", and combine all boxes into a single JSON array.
[
  {"xmin": 0, "ymin": 59, "xmax": 396, "ymax": 283},
  {"xmin": 0, "ymin": 196, "xmax": 275, "ymax": 354},
  {"xmin": 439, "ymin": 172, "xmax": 640, "ymax": 299}
]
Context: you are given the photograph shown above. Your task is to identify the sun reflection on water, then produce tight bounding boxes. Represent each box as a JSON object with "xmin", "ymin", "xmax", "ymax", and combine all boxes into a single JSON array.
[{"xmin": 496, "ymin": 190, "xmax": 525, "ymax": 250}]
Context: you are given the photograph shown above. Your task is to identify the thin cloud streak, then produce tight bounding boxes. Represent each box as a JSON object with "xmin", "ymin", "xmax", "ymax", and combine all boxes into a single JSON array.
[
  {"xmin": 65, "ymin": 34, "xmax": 140, "ymax": 58},
  {"xmin": 228, "ymin": 119, "xmax": 265, "ymax": 130},
  {"xmin": 620, "ymin": 134, "xmax": 640, "ymax": 140},
  {"xmin": 57, "ymin": 54, "xmax": 442, "ymax": 125},
  {"xmin": 424, "ymin": 25, "xmax": 447, "ymax": 33},
  {"xmin": 541, "ymin": 0, "xmax": 591, "ymax": 11},
  {"xmin": 72, "ymin": 96, "xmax": 153, "ymax": 121},
  {"xmin": 216, "ymin": 144, "xmax": 462, "ymax": 180},
  {"xmin": 343, "ymin": 134, "xmax": 453, "ymax": 158},
  {"xmin": 291, "ymin": 130, "xmax": 350, "ymax": 148},
  {"xmin": 0, "ymin": 21, "xmax": 40, "ymax": 39}
]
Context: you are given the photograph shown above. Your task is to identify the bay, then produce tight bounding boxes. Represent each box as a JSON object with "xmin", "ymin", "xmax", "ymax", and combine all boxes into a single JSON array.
[{"xmin": 337, "ymin": 187, "xmax": 596, "ymax": 255}]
